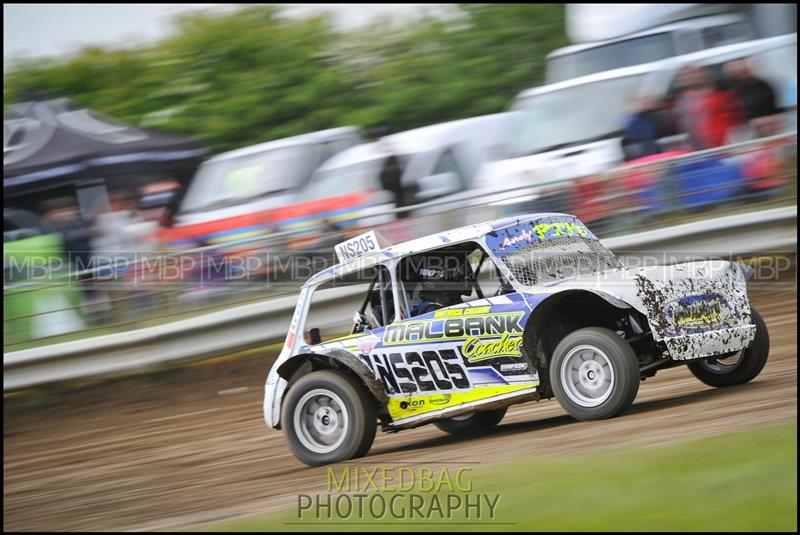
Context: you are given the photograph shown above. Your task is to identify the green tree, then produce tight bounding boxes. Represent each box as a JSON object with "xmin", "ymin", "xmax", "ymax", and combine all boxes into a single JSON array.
[{"xmin": 4, "ymin": 4, "xmax": 567, "ymax": 153}]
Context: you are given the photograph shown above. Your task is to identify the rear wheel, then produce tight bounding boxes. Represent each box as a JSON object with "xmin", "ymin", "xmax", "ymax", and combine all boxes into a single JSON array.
[
  {"xmin": 282, "ymin": 370, "xmax": 376, "ymax": 466},
  {"xmin": 688, "ymin": 306, "xmax": 769, "ymax": 387},
  {"xmin": 434, "ymin": 408, "xmax": 507, "ymax": 435},
  {"xmin": 550, "ymin": 327, "xmax": 640, "ymax": 421}
]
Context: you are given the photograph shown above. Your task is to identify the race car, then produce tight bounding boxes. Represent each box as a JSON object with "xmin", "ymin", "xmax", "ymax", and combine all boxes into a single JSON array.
[{"xmin": 263, "ymin": 213, "xmax": 769, "ymax": 466}]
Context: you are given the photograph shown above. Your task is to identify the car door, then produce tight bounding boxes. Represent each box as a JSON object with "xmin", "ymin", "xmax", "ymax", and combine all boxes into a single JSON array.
[{"xmin": 360, "ymin": 243, "xmax": 540, "ymax": 426}]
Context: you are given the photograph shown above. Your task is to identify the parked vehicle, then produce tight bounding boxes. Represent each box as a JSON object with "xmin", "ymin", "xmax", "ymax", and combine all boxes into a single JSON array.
[
  {"xmin": 160, "ymin": 127, "xmax": 364, "ymax": 249},
  {"xmin": 264, "ymin": 214, "xmax": 769, "ymax": 465},
  {"xmin": 554, "ymin": 3, "xmax": 796, "ymax": 83},
  {"xmin": 472, "ymin": 33, "xmax": 797, "ymax": 198},
  {"xmin": 549, "ymin": 13, "xmax": 755, "ymax": 83},
  {"xmin": 305, "ymin": 113, "xmax": 511, "ymax": 211}
]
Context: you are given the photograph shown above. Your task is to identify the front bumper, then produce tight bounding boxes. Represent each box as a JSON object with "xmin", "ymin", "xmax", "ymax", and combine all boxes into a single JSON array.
[
  {"xmin": 263, "ymin": 370, "xmax": 288, "ymax": 429},
  {"xmin": 663, "ymin": 324, "xmax": 756, "ymax": 361}
]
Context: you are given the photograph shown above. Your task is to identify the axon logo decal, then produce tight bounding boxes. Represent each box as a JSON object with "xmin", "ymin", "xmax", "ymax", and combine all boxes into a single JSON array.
[{"xmin": 399, "ymin": 399, "xmax": 425, "ymax": 410}]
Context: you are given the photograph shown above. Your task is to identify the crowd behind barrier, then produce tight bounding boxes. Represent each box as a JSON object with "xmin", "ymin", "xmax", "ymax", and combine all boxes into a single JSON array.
[{"xmin": 3, "ymin": 133, "xmax": 797, "ymax": 349}]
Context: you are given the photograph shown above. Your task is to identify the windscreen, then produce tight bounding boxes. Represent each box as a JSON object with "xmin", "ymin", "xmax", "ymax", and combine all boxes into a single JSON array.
[
  {"xmin": 180, "ymin": 144, "xmax": 316, "ymax": 212},
  {"xmin": 506, "ymin": 74, "xmax": 646, "ymax": 157},
  {"xmin": 485, "ymin": 216, "xmax": 622, "ymax": 287}
]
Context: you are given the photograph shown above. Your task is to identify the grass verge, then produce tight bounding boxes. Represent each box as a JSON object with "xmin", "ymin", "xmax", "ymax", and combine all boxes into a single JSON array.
[{"xmin": 197, "ymin": 423, "xmax": 797, "ymax": 532}]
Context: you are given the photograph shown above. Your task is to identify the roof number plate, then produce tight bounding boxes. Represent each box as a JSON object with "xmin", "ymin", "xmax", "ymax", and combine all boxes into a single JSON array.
[{"xmin": 335, "ymin": 230, "xmax": 384, "ymax": 263}]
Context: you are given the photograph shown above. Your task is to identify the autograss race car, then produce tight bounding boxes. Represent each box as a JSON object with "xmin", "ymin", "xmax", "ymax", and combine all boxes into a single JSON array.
[{"xmin": 263, "ymin": 213, "xmax": 769, "ymax": 466}]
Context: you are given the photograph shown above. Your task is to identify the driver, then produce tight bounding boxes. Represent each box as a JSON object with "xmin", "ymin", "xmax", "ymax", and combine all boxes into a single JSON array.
[{"xmin": 405, "ymin": 253, "xmax": 471, "ymax": 316}]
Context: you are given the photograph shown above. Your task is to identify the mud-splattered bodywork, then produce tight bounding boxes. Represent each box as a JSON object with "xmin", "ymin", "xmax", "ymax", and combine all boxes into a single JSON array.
[
  {"xmin": 264, "ymin": 213, "xmax": 757, "ymax": 430},
  {"xmin": 632, "ymin": 262, "xmax": 755, "ymax": 359}
]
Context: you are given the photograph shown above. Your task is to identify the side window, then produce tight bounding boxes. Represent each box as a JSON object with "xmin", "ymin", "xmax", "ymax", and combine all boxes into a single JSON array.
[
  {"xmin": 415, "ymin": 150, "xmax": 465, "ymax": 202},
  {"xmin": 325, "ymin": 136, "xmax": 360, "ymax": 159},
  {"xmin": 674, "ymin": 29, "xmax": 703, "ymax": 55},
  {"xmin": 397, "ymin": 242, "xmax": 490, "ymax": 318},
  {"xmin": 319, "ymin": 138, "xmax": 354, "ymax": 164},
  {"xmin": 470, "ymin": 246, "xmax": 514, "ymax": 298},
  {"xmin": 305, "ymin": 264, "xmax": 397, "ymax": 342},
  {"xmin": 433, "ymin": 150, "xmax": 466, "ymax": 184},
  {"xmin": 366, "ymin": 265, "xmax": 395, "ymax": 328},
  {"xmin": 702, "ymin": 22, "xmax": 751, "ymax": 49},
  {"xmin": 432, "ymin": 150, "xmax": 459, "ymax": 175},
  {"xmin": 318, "ymin": 141, "xmax": 338, "ymax": 164},
  {"xmin": 305, "ymin": 159, "xmax": 385, "ymax": 201}
]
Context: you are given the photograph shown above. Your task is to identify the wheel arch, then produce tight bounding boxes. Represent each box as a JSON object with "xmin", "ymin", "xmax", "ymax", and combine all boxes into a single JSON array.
[
  {"xmin": 522, "ymin": 289, "xmax": 639, "ymax": 396},
  {"xmin": 276, "ymin": 349, "xmax": 389, "ymax": 414}
]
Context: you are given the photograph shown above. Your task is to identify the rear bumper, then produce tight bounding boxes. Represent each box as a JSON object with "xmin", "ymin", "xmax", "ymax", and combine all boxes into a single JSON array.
[{"xmin": 664, "ymin": 324, "xmax": 756, "ymax": 361}]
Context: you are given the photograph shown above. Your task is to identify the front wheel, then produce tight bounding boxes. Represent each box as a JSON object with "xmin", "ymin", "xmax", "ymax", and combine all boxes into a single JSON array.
[
  {"xmin": 550, "ymin": 327, "xmax": 640, "ymax": 421},
  {"xmin": 434, "ymin": 408, "xmax": 507, "ymax": 435},
  {"xmin": 282, "ymin": 370, "xmax": 376, "ymax": 466},
  {"xmin": 688, "ymin": 306, "xmax": 770, "ymax": 387}
]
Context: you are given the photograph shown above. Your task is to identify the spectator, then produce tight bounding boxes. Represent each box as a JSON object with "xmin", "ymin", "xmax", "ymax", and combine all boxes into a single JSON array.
[
  {"xmin": 91, "ymin": 190, "xmax": 148, "ymax": 264},
  {"xmin": 674, "ymin": 66, "xmax": 746, "ymax": 150},
  {"xmin": 725, "ymin": 58, "xmax": 780, "ymax": 138},
  {"xmin": 725, "ymin": 59, "xmax": 779, "ymax": 121},
  {"xmin": 40, "ymin": 196, "xmax": 92, "ymax": 269},
  {"xmin": 621, "ymin": 95, "xmax": 666, "ymax": 161}
]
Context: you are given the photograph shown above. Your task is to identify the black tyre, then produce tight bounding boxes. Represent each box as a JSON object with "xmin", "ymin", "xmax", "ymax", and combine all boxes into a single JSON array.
[
  {"xmin": 282, "ymin": 370, "xmax": 376, "ymax": 466},
  {"xmin": 688, "ymin": 306, "xmax": 770, "ymax": 387},
  {"xmin": 550, "ymin": 327, "xmax": 640, "ymax": 421},
  {"xmin": 433, "ymin": 408, "xmax": 507, "ymax": 435}
]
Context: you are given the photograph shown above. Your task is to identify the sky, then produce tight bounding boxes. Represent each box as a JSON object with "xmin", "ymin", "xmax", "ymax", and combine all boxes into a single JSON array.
[{"xmin": 3, "ymin": 4, "xmax": 453, "ymax": 70}]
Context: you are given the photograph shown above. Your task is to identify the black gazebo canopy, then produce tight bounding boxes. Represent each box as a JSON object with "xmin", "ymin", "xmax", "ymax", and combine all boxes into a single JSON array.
[{"xmin": 4, "ymin": 96, "xmax": 206, "ymax": 199}]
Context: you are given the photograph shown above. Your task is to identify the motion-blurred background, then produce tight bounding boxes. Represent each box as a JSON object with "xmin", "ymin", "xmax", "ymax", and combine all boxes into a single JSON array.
[
  {"xmin": 3, "ymin": 3, "xmax": 797, "ymax": 349},
  {"xmin": 3, "ymin": 4, "xmax": 797, "ymax": 532}
]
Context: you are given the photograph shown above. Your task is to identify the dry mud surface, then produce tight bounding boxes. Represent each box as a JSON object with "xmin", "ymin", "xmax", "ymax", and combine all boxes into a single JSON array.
[{"xmin": 4, "ymin": 289, "xmax": 797, "ymax": 531}]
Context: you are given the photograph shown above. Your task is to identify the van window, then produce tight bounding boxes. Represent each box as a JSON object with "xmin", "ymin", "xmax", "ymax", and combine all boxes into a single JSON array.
[
  {"xmin": 547, "ymin": 33, "xmax": 674, "ymax": 82},
  {"xmin": 409, "ymin": 149, "xmax": 467, "ymax": 204},
  {"xmin": 320, "ymin": 136, "xmax": 360, "ymax": 163},
  {"xmin": 180, "ymin": 144, "xmax": 316, "ymax": 212},
  {"xmin": 306, "ymin": 159, "xmax": 386, "ymax": 201},
  {"xmin": 702, "ymin": 22, "xmax": 752, "ymax": 49},
  {"xmin": 432, "ymin": 150, "xmax": 461, "ymax": 176}
]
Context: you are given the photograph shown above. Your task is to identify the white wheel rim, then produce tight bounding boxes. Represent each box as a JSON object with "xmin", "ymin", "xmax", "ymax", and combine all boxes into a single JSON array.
[
  {"xmin": 560, "ymin": 344, "xmax": 615, "ymax": 408},
  {"xmin": 293, "ymin": 388, "xmax": 349, "ymax": 454},
  {"xmin": 449, "ymin": 412, "xmax": 475, "ymax": 422},
  {"xmin": 698, "ymin": 352, "xmax": 743, "ymax": 374}
]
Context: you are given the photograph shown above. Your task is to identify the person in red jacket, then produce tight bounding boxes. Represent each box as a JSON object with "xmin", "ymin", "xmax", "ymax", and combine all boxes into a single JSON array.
[
  {"xmin": 708, "ymin": 75, "xmax": 747, "ymax": 147},
  {"xmin": 674, "ymin": 66, "xmax": 746, "ymax": 150}
]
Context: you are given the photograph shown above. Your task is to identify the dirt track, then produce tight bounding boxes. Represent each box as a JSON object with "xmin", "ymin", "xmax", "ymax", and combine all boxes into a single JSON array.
[{"xmin": 3, "ymin": 289, "xmax": 797, "ymax": 532}]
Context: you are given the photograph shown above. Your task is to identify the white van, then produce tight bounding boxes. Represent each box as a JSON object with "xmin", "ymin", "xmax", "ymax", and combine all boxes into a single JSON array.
[
  {"xmin": 175, "ymin": 127, "xmax": 363, "ymax": 227},
  {"xmin": 160, "ymin": 127, "xmax": 365, "ymax": 248},
  {"xmin": 548, "ymin": 13, "xmax": 755, "ymax": 84},
  {"xmin": 551, "ymin": 4, "xmax": 797, "ymax": 83},
  {"xmin": 304, "ymin": 113, "xmax": 512, "ymax": 211},
  {"xmin": 472, "ymin": 33, "xmax": 797, "ymax": 195}
]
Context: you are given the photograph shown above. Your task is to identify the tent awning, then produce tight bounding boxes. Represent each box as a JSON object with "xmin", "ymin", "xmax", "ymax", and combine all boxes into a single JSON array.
[{"xmin": 4, "ymin": 98, "xmax": 206, "ymax": 195}]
